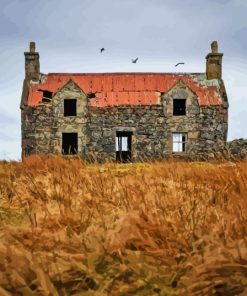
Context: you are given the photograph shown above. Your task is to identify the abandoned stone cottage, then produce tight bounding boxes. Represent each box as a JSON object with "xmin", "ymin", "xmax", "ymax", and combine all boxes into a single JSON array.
[{"xmin": 20, "ymin": 41, "xmax": 228, "ymax": 162}]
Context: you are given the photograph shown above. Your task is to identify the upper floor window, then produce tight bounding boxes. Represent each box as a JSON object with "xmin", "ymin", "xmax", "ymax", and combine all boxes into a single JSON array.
[
  {"xmin": 64, "ymin": 99, "xmax": 77, "ymax": 116},
  {"xmin": 173, "ymin": 99, "xmax": 186, "ymax": 116},
  {"xmin": 172, "ymin": 133, "xmax": 187, "ymax": 152}
]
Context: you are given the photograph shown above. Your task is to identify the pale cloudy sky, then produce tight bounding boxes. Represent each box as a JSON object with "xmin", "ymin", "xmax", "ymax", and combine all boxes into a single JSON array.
[{"xmin": 0, "ymin": 0, "xmax": 246, "ymax": 160}]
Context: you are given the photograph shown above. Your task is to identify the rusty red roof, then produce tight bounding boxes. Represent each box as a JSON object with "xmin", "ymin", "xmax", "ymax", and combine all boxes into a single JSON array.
[{"xmin": 27, "ymin": 73, "xmax": 223, "ymax": 107}]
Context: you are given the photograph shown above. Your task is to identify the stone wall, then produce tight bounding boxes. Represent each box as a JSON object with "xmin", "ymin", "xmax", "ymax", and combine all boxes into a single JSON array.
[
  {"xmin": 85, "ymin": 106, "xmax": 227, "ymax": 162},
  {"xmin": 227, "ymin": 139, "xmax": 247, "ymax": 157},
  {"xmin": 21, "ymin": 80, "xmax": 228, "ymax": 162},
  {"xmin": 21, "ymin": 80, "xmax": 88, "ymax": 157},
  {"xmin": 85, "ymin": 105, "xmax": 167, "ymax": 162}
]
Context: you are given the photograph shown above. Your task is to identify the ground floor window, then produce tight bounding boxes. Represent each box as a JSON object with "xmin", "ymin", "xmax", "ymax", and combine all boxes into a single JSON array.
[
  {"xmin": 62, "ymin": 133, "xmax": 78, "ymax": 155},
  {"xmin": 116, "ymin": 131, "xmax": 132, "ymax": 162},
  {"xmin": 172, "ymin": 133, "xmax": 187, "ymax": 152}
]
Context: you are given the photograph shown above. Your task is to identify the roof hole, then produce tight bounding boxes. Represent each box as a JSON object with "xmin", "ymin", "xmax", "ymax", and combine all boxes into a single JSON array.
[
  {"xmin": 88, "ymin": 92, "xmax": 96, "ymax": 98},
  {"xmin": 40, "ymin": 90, "xmax": 53, "ymax": 102}
]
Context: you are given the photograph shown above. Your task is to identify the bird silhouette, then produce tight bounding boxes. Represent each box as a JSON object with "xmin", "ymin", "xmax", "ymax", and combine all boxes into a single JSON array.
[
  {"xmin": 100, "ymin": 48, "xmax": 105, "ymax": 53},
  {"xmin": 132, "ymin": 58, "xmax": 138, "ymax": 63},
  {"xmin": 175, "ymin": 62, "xmax": 185, "ymax": 67}
]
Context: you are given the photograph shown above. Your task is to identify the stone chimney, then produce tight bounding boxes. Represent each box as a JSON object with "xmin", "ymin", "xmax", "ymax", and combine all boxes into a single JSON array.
[
  {"xmin": 205, "ymin": 41, "xmax": 223, "ymax": 80},
  {"xmin": 24, "ymin": 41, "xmax": 40, "ymax": 81}
]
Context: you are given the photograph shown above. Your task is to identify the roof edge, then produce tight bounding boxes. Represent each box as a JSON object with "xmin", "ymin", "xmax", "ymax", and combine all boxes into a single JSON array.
[{"xmin": 47, "ymin": 72, "xmax": 206, "ymax": 76}]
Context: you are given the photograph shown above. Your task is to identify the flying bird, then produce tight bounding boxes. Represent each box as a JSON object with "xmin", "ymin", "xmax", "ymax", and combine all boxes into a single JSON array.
[
  {"xmin": 132, "ymin": 58, "xmax": 138, "ymax": 63},
  {"xmin": 100, "ymin": 48, "xmax": 105, "ymax": 53},
  {"xmin": 175, "ymin": 62, "xmax": 185, "ymax": 67}
]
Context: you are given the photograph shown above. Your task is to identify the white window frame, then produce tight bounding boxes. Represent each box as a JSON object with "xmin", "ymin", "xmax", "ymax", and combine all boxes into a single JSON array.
[
  {"xmin": 116, "ymin": 136, "xmax": 128, "ymax": 151},
  {"xmin": 172, "ymin": 133, "xmax": 187, "ymax": 152}
]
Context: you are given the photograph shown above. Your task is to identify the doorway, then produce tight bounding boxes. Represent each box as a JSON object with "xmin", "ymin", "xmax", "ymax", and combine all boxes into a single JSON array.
[
  {"xmin": 62, "ymin": 133, "xmax": 78, "ymax": 155},
  {"xmin": 116, "ymin": 131, "xmax": 132, "ymax": 163}
]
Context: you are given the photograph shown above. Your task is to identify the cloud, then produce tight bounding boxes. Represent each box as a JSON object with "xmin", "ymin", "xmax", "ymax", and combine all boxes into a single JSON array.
[
  {"xmin": 0, "ymin": 111, "xmax": 18, "ymax": 125},
  {"xmin": 228, "ymin": 110, "xmax": 247, "ymax": 140},
  {"xmin": 0, "ymin": 131, "xmax": 15, "ymax": 142},
  {"xmin": 208, "ymin": 0, "xmax": 232, "ymax": 4},
  {"xmin": 232, "ymin": 27, "xmax": 247, "ymax": 52},
  {"xmin": 0, "ymin": 10, "xmax": 19, "ymax": 38},
  {"xmin": 0, "ymin": 141, "xmax": 21, "ymax": 160}
]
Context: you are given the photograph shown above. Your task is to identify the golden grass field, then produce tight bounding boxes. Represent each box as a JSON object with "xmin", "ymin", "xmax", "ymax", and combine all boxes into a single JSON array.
[{"xmin": 0, "ymin": 155, "xmax": 247, "ymax": 296}]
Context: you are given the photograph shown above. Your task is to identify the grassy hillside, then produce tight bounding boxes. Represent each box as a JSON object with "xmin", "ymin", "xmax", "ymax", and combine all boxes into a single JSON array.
[{"xmin": 0, "ymin": 155, "xmax": 247, "ymax": 295}]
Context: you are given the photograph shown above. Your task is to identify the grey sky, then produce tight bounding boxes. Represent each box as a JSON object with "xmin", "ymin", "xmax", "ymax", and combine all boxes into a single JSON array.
[{"xmin": 0, "ymin": 0, "xmax": 246, "ymax": 160}]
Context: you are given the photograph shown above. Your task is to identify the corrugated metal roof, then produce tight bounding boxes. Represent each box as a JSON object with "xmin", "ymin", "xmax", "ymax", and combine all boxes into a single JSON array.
[{"xmin": 27, "ymin": 73, "xmax": 223, "ymax": 107}]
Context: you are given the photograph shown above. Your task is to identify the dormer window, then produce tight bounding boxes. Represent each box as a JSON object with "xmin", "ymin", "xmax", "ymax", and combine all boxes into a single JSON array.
[
  {"xmin": 173, "ymin": 99, "xmax": 186, "ymax": 116},
  {"xmin": 64, "ymin": 99, "xmax": 77, "ymax": 116}
]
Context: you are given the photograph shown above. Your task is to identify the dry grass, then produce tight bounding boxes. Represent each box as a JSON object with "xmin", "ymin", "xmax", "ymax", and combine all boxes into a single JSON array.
[{"xmin": 0, "ymin": 155, "xmax": 247, "ymax": 295}]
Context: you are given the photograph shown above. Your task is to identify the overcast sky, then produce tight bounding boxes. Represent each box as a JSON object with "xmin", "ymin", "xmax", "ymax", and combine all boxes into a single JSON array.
[{"xmin": 0, "ymin": 0, "xmax": 246, "ymax": 160}]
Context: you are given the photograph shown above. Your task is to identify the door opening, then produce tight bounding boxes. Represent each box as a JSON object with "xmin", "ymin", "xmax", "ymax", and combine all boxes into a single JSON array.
[
  {"xmin": 116, "ymin": 131, "xmax": 132, "ymax": 163},
  {"xmin": 62, "ymin": 133, "xmax": 78, "ymax": 155}
]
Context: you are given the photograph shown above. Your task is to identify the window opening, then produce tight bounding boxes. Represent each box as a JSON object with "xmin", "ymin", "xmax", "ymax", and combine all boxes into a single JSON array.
[
  {"xmin": 64, "ymin": 99, "xmax": 77, "ymax": 116},
  {"xmin": 116, "ymin": 131, "xmax": 132, "ymax": 162},
  {"xmin": 173, "ymin": 99, "xmax": 186, "ymax": 116},
  {"xmin": 172, "ymin": 133, "xmax": 187, "ymax": 152}
]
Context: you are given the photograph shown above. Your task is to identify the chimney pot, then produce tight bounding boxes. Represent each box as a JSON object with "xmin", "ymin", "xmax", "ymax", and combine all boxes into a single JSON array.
[
  {"xmin": 30, "ymin": 42, "xmax": 36, "ymax": 53},
  {"xmin": 211, "ymin": 41, "xmax": 218, "ymax": 53}
]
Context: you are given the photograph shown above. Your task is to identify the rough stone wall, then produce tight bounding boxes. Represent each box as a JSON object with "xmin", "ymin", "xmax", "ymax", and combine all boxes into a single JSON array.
[
  {"xmin": 21, "ymin": 103, "xmax": 55, "ymax": 157},
  {"xmin": 21, "ymin": 80, "xmax": 88, "ymax": 157},
  {"xmin": 226, "ymin": 139, "xmax": 247, "ymax": 160},
  {"xmin": 85, "ymin": 107, "xmax": 227, "ymax": 162},
  {"xmin": 85, "ymin": 105, "xmax": 167, "ymax": 162},
  {"xmin": 21, "ymin": 80, "xmax": 228, "ymax": 162}
]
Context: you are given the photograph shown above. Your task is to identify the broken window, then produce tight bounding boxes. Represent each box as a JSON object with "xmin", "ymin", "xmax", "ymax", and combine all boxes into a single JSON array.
[
  {"xmin": 172, "ymin": 133, "xmax": 187, "ymax": 152},
  {"xmin": 116, "ymin": 131, "xmax": 132, "ymax": 162},
  {"xmin": 64, "ymin": 99, "xmax": 77, "ymax": 116},
  {"xmin": 173, "ymin": 99, "xmax": 186, "ymax": 116},
  {"xmin": 62, "ymin": 133, "xmax": 78, "ymax": 155}
]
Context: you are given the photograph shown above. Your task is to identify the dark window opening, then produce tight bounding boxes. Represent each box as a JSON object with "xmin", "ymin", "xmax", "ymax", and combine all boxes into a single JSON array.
[
  {"xmin": 43, "ymin": 91, "xmax": 52, "ymax": 98},
  {"xmin": 64, "ymin": 99, "xmax": 77, "ymax": 116},
  {"xmin": 116, "ymin": 131, "xmax": 132, "ymax": 163},
  {"xmin": 173, "ymin": 99, "xmax": 186, "ymax": 116},
  {"xmin": 62, "ymin": 133, "xmax": 78, "ymax": 155}
]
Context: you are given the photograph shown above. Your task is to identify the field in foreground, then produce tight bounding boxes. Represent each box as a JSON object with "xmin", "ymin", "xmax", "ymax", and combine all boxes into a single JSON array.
[{"xmin": 0, "ymin": 156, "xmax": 247, "ymax": 296}]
